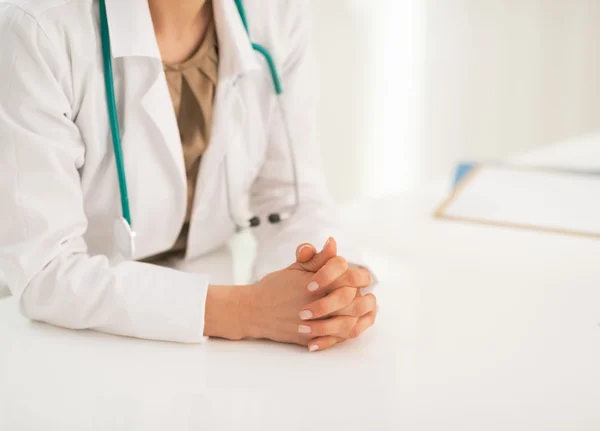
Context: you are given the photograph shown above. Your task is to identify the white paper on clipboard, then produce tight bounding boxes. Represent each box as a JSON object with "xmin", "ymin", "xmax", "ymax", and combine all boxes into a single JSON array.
[{"xmin": 434, "ymin": 165, "xmax": 600, "ymax": 238}]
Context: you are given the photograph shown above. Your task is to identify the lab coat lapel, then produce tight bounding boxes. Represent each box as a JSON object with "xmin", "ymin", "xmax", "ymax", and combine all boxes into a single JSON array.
[
  {"xmin": 103, "ymin": 0, "xmax": 161, "ymax": 59},
  {"xmin": 104, "ymin": 0, "xmax": 186, "ymax": 203},
  {"xmin": 103, "ymin": 0, "xmax": 263, "ymax": 243},
  {"xmin": 138, "ymin": 65, "xmax": 186, "ymax": 191},
  {"xmin": 103, "ymin": 0, "xmax": 262, "ymax": 192},
  {"xmin": 104, "ymin": 0, "xmax": 260, "ymax": 70}
]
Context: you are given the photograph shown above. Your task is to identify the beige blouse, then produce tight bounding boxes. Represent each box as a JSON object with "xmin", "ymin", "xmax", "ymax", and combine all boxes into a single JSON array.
[{"xmin": 145, "ymin": 18, "xmax": 218, "ymax": 262}]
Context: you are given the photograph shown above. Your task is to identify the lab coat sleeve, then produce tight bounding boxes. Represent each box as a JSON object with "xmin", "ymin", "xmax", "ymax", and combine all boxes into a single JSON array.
[
  {"xmin": 0, "ymin": 9, "xmax": 208, "ymax": 343},
  {"xmin": 249, "ymin": 0, "xmax": 376, "ymax": 287}
]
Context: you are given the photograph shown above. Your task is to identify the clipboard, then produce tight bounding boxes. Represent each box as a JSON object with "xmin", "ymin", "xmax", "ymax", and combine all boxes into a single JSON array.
[{"xmin": 434, "ymin": 163, "xmax": 600, "ymax": 239}]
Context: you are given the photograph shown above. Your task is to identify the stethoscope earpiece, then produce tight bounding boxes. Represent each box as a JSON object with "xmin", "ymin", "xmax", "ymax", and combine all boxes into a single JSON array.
[
  {"xmin": 268, "ymin": 212, "xmax": 292, "ymax": 224},
  {"xmin": 268, "ymin": 213, "xmax": 281, "ymax": 224},
  {"xmin": 237, "ymin": 212, "xmax": 291, "ymax": 231}
]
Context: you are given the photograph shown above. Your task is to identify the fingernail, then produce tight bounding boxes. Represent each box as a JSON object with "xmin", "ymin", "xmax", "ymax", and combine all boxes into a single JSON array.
[
  {"xmin": 298, "ymin": 244, "xmax": 311, "ymax": 254},
  {"xmin": 307, "ymin": 281, "xmax": 319, "ymax": 292},
  {"xmin": 309, "ymin": 345, "xmax": 319, "ymax": 352},
  {"xmin": 324, "ymin": 237, "xmax": 330, "ymax": 248},
  {"xmin": 299, "ymin": 310, "xmax": 313, "ymax": 320},
  {"xmin": 298, "ymin": 325, "xmax": 311, "ymax": 334}
]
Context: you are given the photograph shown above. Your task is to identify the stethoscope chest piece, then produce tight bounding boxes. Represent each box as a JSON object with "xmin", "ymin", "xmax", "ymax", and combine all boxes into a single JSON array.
[{"xmin": 113, "ymin": 217, "xmax": 136, "ymax": 260}]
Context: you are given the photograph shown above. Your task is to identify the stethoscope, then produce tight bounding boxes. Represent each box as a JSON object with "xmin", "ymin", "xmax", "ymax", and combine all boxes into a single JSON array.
[{"xmin": 99, "ymin": 0, "xmax": 300, "ymax": 259}]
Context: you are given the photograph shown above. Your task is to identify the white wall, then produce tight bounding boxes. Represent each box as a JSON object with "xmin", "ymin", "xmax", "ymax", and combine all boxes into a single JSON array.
[
  {"xmin": 312, "ymin": 0, "xmax": 425, "ymax": 200},
  {"xmin": 422, "ymin": 0, "xmax": 600, "ymax": 180},
  {"xmin": 311, "ymin": 0, "xmax": 600, "ymax": 202}
]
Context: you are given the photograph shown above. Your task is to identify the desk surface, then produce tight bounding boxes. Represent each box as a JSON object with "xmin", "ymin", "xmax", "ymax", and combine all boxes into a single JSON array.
[{"xmin": 2, "ymin": 137, "xmax": 600, "ymax": 431}]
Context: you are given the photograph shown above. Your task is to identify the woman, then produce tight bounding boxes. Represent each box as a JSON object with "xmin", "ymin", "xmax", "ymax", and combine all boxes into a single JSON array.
[{"xmin": 0, "ymin": 0, "xmax": 377, "ymax": 351}]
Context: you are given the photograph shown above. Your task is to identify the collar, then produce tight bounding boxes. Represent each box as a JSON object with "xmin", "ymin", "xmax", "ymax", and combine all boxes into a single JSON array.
[{"xmin": 103, "ymin": 0, "xmax": 260, "ymax": 80}]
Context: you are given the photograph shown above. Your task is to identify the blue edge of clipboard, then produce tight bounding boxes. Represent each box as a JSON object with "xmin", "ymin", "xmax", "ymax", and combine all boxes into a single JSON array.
[
  {"xmin": 452, "ymin": 162, "xmax": 600, "ymax": 188},
  {"xmin": 453, "ymin": 162, "xmax": 477, "ymax": 188}
]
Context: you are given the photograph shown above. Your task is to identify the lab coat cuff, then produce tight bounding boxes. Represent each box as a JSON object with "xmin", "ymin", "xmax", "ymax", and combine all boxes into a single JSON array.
[
  {"xmin": 96, "ymin": 262, "xmax": 211, "ymax": 344},
  {"xmin": 141, "ymin": 268, "xmax": 210, "ymax": 343},
  {"xmin": 147, "ymin": 269, "xmax": 210, "ymax": 343}
]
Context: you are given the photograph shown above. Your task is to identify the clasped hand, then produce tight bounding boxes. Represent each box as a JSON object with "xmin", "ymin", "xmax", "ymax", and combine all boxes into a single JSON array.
[{"xmin": 250, "ymin": 238, "xmax": 377, "ymax": 352}]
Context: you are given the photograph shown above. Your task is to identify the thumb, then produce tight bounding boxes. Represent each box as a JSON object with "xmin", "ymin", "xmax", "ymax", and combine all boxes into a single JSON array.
[
  {"xmin": 296, "ymin": 237, "xmax": 337, "ymax": 273},
  {"xmin": 296, "ymin": 243, "xmax": 317, "ymax": 263}
]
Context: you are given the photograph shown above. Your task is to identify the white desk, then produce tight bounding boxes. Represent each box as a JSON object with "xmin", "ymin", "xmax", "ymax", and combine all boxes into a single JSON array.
[
  {"xmin": 1, "ymin": 137, "xmax": 600, "ymax": 430},
  {"xmin": 342, "ymin": 135, "xmax": 600, "ymax": 430}
]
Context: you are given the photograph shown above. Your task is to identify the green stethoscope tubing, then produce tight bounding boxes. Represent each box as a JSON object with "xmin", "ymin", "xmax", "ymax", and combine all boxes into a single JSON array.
[
  {"xmin": 234, "ymin": 0, "xmax": 283, "ymax": 95},
  {"xmin": 99, "ymin": 0, "xmax": 284, "ymax": 231},
  {"xmin": 99, "ymin": 0, "xmax": 131, "ymax": 226}
]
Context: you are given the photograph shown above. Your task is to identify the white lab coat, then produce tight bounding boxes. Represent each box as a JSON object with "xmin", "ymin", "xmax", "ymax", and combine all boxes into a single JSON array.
[{"xmin": 0, "ymin": 0, "xmax": 370, "ymax": 343}]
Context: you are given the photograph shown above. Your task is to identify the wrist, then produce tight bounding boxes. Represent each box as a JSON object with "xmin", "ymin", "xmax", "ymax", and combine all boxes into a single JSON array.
[
  {"xmin": 242, "ymin": 283, "xmax": 264, "ymax": 339},
  {"xmin": 204, "ymin": 284, "xmax": 261, "ymax": 340}
]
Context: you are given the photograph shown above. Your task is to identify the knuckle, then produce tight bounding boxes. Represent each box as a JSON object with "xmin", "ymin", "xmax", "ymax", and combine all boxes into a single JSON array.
[
  {"xmin": 361, "ymin": 269, "xmax": 372, "ymax": 285},
  {"xmin": 365, "ymin": 313, "xmax": 376, "ymax": 327},
  {"xmin": 354, "ymin": 299, "xmax": 368, "ymax": 317},
  {"xmin": 314, "ymin": 269, "xmax": 331, "ymax": 286},
  {"xmin": 365, "ymin": 294, "xmax": 377, "ymax": 311},
  {"xmin": 332, "ymin": 256, "xmax": 348, "ymax": 271},
  {"xmin": 319, "ymin": 321, "xmax": 334, "ymax": 336},
  {"xmin": 312, "ymin": 301, "xmax": 327, "ymax": 317},
  {"xmin": 342, "ymin": 316, "xmax": 356, "ymax": 332},
  {"xmin": 345, "ymin": 269, "xmax": 359, "ymax": 286},
  {"xmin": 339, "ymin": 287, "xmax": 356, "ymax": 305},
  {"xmin": 319, "ymin": 320, "xmax": 335, "ymax": 336}
]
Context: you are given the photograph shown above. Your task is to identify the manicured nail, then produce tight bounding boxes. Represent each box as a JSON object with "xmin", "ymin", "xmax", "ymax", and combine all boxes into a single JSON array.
[
  {"xmin": 298, "ymin": 244, "xmax": 311, "ymax": 254},
  {"xmin": 299, "ymin": 310, "xmax": 313, "ymax": 320},
  {"xmin": 298, "ymin": 325, "xmax": 311, "ymax": 334},
  {"xmin": 307, "ymin": 281, "xmax": 319, "ymax": 292},
  {"xmin": 309, "ymin": 345, "xmax": 319, "ymax": 352}
]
